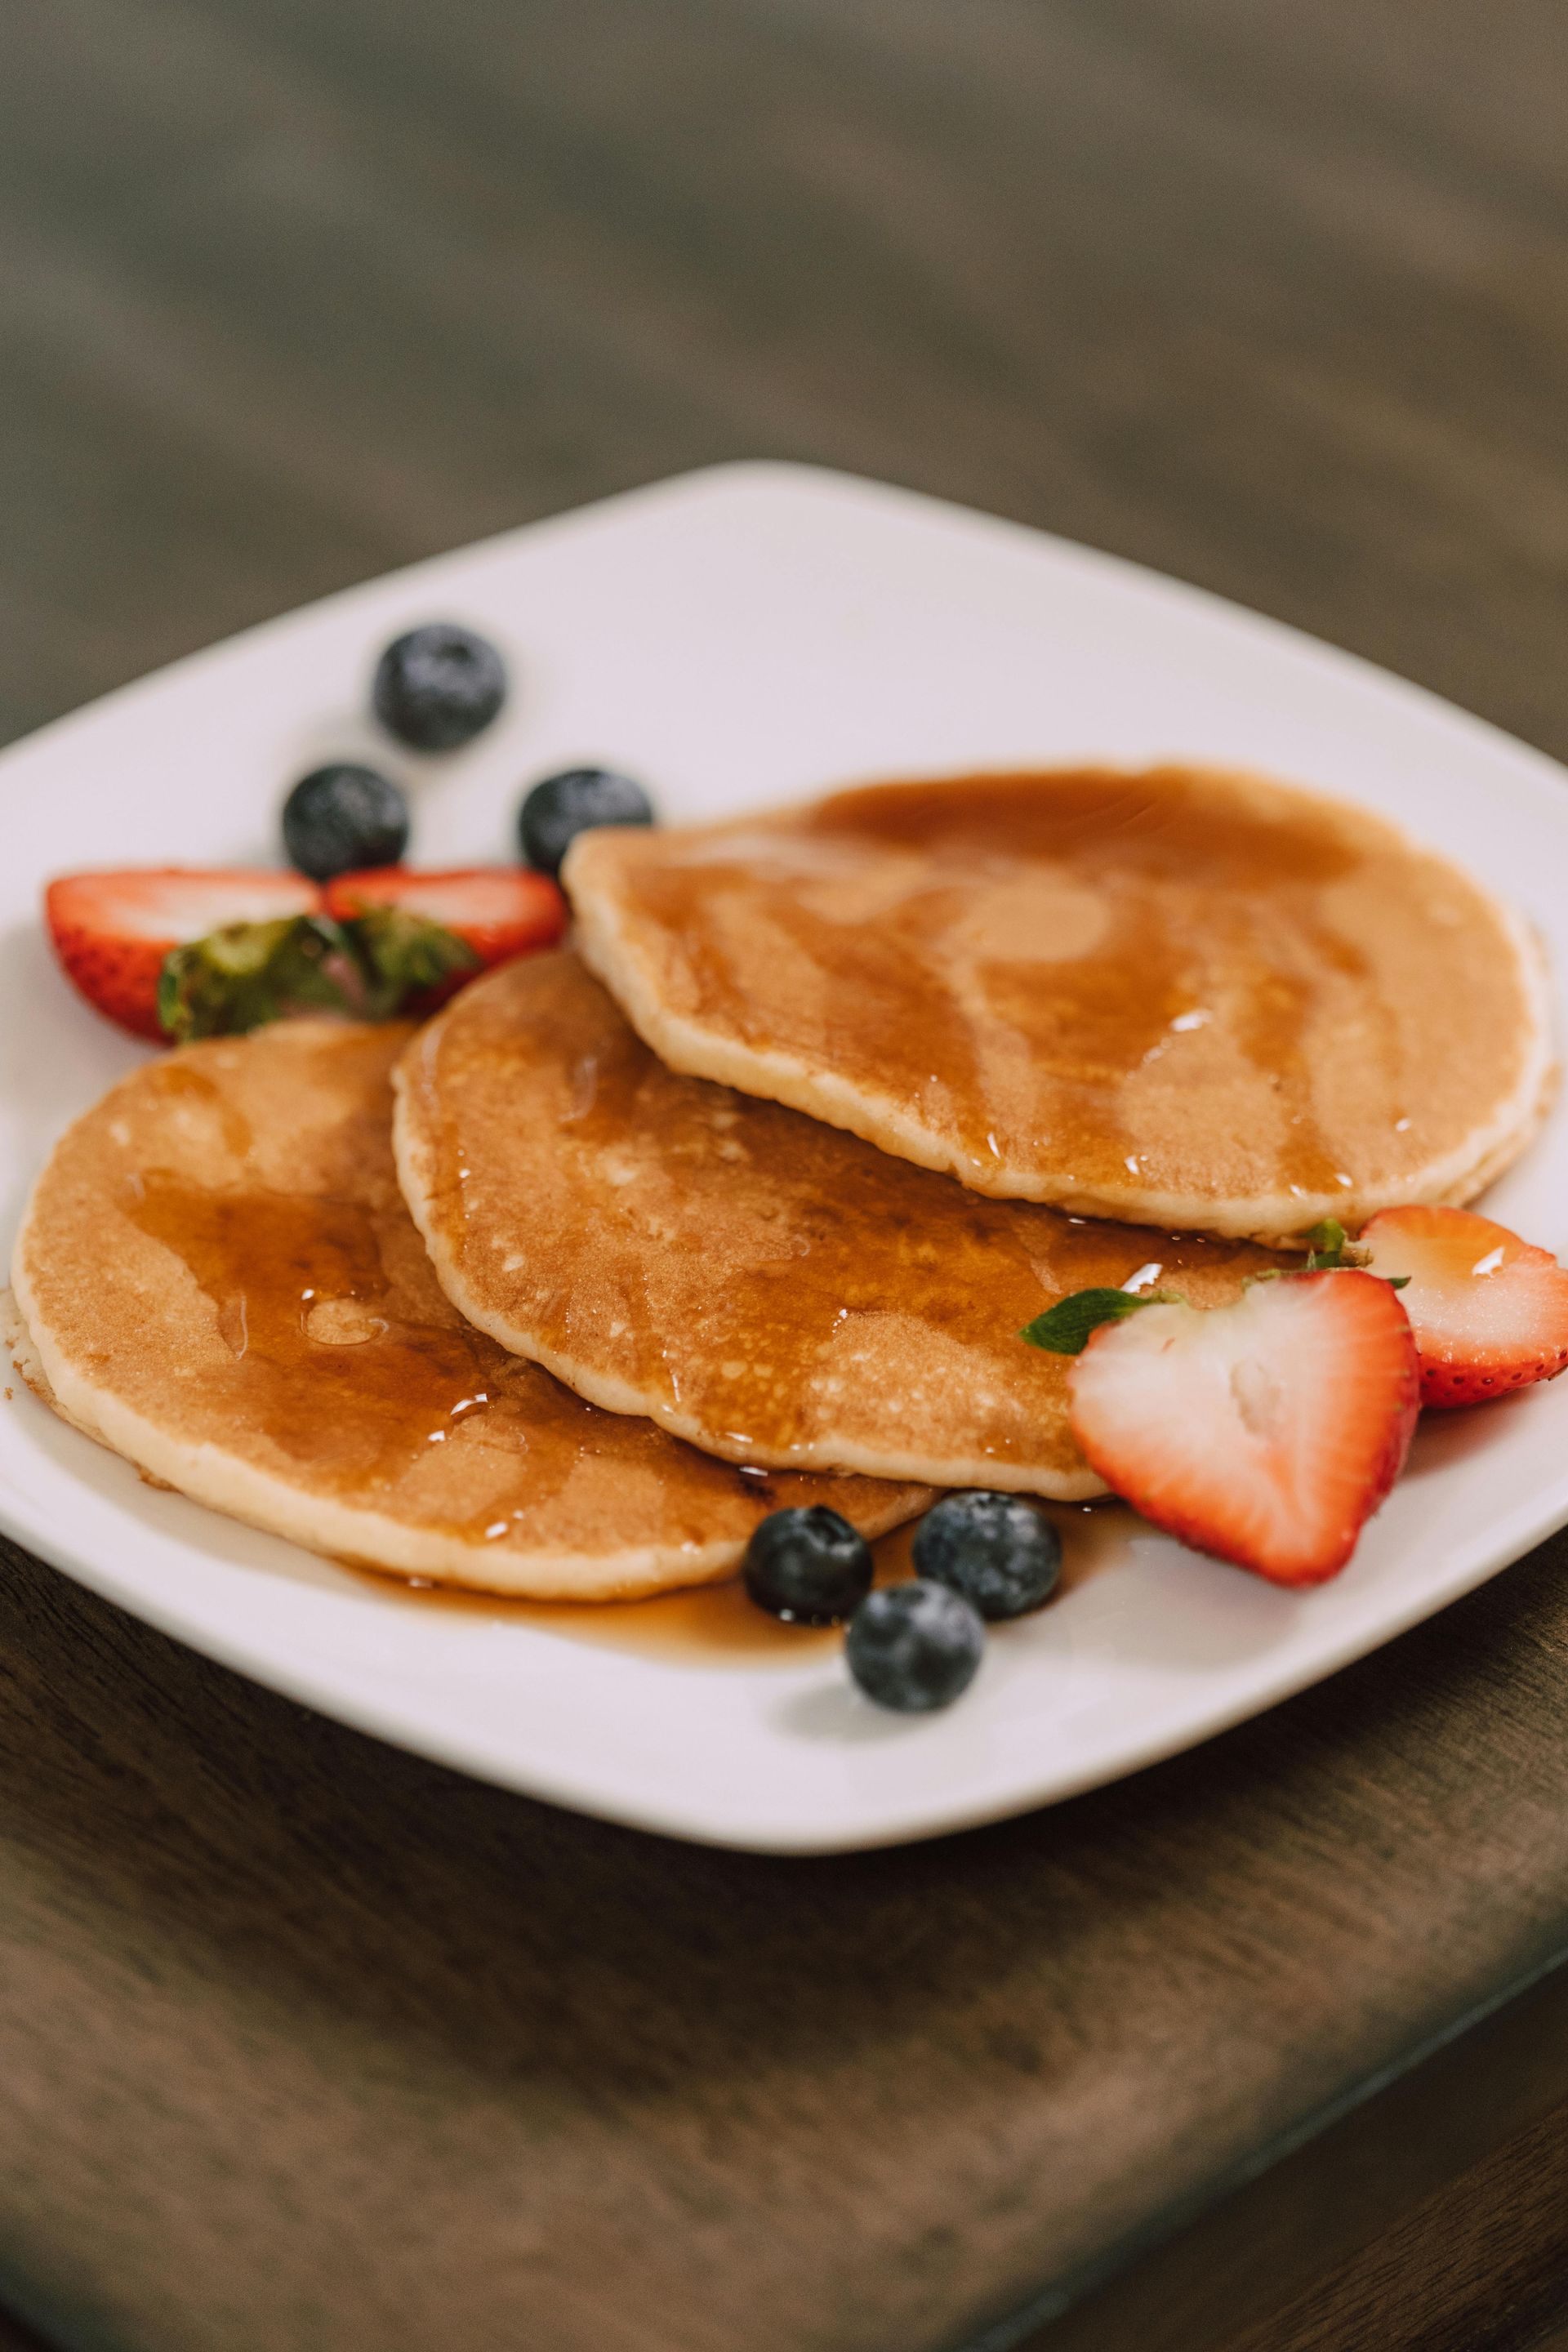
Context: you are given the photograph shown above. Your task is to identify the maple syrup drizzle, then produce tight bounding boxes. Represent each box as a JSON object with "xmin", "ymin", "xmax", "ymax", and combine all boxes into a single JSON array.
[
  {"xmin": 125, "ymin": 1172, "xmax": 511, "ymax": 1493},
  {"xmin": 607, "ymin": 766, "xmax": 1458, "ymax": 1203},
  {"xmin": 338, "ymin": 1503, "xmax": 1126, "ymax": 1662},
  {"xmin": 142, "ymin": 1060, "xmax": 256, "ymax": 1162},
  {"xmin": 408, "ymin": 953, "xmax": 1279, "ymax": 1469},
  {"xmin": 118, "ymin": 1157, "xmax": 915, "ymax": 1553},
  {"xmin": 343, "ymin": 1518, "xmax": 921, "ymax": 1658}
]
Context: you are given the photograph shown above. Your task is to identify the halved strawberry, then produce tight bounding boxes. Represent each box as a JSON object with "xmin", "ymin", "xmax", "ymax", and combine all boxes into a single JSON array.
[
  {"xmin": 1067, "ymin": 1272, "xmax": 1419, "ymax": 1585},
  {"xmin": 323, "ymin": 867, "xmax": 567, "ymax": 982},
  {"xmin": 1358, "ymin": 1205, "xmax": 1568, "ymax": 1408},
  {"xmin": 46, "ymin": 869, "xmax": 323, "ymax": 1041}
]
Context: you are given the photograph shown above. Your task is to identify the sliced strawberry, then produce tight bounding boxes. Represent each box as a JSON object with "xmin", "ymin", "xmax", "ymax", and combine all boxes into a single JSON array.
[
  {"xmin": 1068, "ymin": 1272, "xmax": 1419, "ymax": 1586},
  {"xmin": 323, "ymin": 867, "xmax": 567, "ymax": 978},
  {"xmin": 46, "ymin": 869, "xmax": 323, "ymax": 1041},
  {"xmin": 1359, "ymin": 1205, "xmax": 1568, "ymax": 1408}
]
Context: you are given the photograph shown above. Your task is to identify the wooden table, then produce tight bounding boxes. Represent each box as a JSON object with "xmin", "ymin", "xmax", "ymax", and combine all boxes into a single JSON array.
[{"xmin": 4, "ymin": 4, "xmax": 1568, "ymax": 2346}]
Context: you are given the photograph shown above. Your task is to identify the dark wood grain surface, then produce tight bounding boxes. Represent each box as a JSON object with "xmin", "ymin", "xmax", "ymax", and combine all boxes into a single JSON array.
[{"xmin": 4, "ymin": 4, "xmax": 1568, "ymax": 2348}]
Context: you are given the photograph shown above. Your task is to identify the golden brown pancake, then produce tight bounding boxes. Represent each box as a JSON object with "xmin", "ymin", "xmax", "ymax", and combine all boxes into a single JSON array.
[
  {"xmin": 10, "ymin": 1022, "xmax": 926, "ymax": 1599},
  {"xmin": 564, "ymin": 766, "xmax": 1553, "ymax": 1243},
  {"xmin": 393, "ymin": 954, "xmax": 1283, "ymax": 1496}
]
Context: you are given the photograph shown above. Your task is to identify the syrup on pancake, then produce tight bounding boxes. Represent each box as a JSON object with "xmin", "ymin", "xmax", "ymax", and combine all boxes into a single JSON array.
[
  {"xmin": 11, "ymin": 1022, "xmax": 925, "ymax": 1597},
  {"xmin": 564, "ymin": 765, "xmax": 1552, "ymax": 1241},
  {"xmin": 394, "ymin": 953, "xmax": 1283, "ymax": 1494}
]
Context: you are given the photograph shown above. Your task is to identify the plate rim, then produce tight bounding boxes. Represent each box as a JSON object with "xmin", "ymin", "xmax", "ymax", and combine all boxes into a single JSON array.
[{"xmin": 4, "ymin": 455, "xmax": 1568, "ymax": 1855}]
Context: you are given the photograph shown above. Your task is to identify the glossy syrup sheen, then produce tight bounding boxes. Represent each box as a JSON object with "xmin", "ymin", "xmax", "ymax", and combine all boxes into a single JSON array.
[
  {"xmin": 126, "ymin": 1174, "xmax": 504, "ymax": 1486},
  {"xmin": 343, "ymin": 1504, "xmax": 1130, "ymax": 1663},
  {"xmin": 122, "ymin": 1167, "xmax": 907, "ymax": 1557},
  {"xmin": 576, "ymin": 765, "xmax": 1535, "ymax": 1218},
  {"xmin": 6, "ymin": 1020, "xmax": 924, "ymax": 1588},
  {"xmin": 403, "ymin": 954, "xmax": 1282, "ymax": 1480}
]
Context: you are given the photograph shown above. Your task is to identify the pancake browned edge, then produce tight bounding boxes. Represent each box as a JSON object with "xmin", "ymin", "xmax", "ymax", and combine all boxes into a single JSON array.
[
  {"xmin": 9, "ymin": 1021, "xmax": 927, "ymax": 1601},
  {"xmin": 393, "ymin": 953, "xmax": 1285, "ymax": 1497},
  {"xmin": 564, "ymin": 765, "xmax": 1556, "ymax": 1244}
]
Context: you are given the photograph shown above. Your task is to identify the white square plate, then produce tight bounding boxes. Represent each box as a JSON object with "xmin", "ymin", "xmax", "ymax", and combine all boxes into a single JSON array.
[{"xmin": 3, "ymin": 461, "xmax": 1566, "ymax": 1854}]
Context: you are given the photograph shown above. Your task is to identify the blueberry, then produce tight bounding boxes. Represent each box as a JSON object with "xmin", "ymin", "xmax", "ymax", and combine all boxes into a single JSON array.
[
  {"xmin": 282, "ymin": 764, "xmax": 409, "ymax": 883},
  {"xmin": 742, "ymin": 1506, "xmax": 873, "ymax": 1625},
  {"xmin": 518, "ymin": 768, "xmax": 655, "ymax": 878},
  {"xmin": 372, "ymin": 623, "xmax": 507, "ymax": 751},
  {"xmin": 911, "ymin": 1490, "xmax": 1062, "ymax": 1620},
  {"xmin": 845, "ymin": 1581, "xmax": 984, "ymax": 1713}
]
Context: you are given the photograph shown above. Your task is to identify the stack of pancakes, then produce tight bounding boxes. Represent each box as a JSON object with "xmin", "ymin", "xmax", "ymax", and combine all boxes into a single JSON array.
[{"xmin": 13, "ymin": 766, "xmax": 1551, "ymax": 1601}]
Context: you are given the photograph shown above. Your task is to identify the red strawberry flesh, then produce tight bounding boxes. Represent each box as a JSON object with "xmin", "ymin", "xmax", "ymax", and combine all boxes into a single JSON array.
[
  {"xmin": 323, "ymin": 867, "xmax": 566, "ymax": 969},
  {"xmin": 1359, "ymin": 1204, "xmax": 1568, "ymax": 1408},
  {"xmin": 46, "ymin": 869, "xmax": 323, "ymax": 1041},
  {"xmin": 1068, "ymin": 1271, "xmax": 1419, "ymax": 1585}
]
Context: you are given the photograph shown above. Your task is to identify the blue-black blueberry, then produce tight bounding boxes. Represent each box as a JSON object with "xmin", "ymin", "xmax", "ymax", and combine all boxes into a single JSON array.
[
  {"xmin": 373, "ymin": 623, "xmax": 506, "ymax": 751},
  {"xmin": 742, "ymin": 1506, "xmax": 874, "ymax": 1625},
  {"xmin": 281, "ymin": 764, "xmax": 409, "ymax": 883},
  {"xmin": 911, "ymin": 1490, "xmax": 1062, "ymax": 1619},
  {"xmin": 518, "ymin": 767, "xmax": 654, "ymax": 879},
  {"xmin": 845, "ymin": 1581, "xmax": 985, "ymax": 1712}
]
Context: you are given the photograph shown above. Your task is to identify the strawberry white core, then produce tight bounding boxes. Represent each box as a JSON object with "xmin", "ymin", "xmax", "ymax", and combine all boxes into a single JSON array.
[
  {"xmin": 59, "ymin": 871, "xmax": 319, "ymax": 941},
  {"xmin": 1360, "ymin": 1204, "xmax": 1568, "ymax": 1405},
  {"xmin": 1068, "ymin": 1272, "xmax": 1419, "ymax": 1584}
]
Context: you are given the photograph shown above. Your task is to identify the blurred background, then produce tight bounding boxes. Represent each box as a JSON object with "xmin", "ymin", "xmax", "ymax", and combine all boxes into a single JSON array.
[
  {"xmin": 5, "ymin": 10, "xmax": 1568, "ymax": 2351},
  {"xmin": 5, "ymin": 0, "xmax": 1566, "ymax": 763}
]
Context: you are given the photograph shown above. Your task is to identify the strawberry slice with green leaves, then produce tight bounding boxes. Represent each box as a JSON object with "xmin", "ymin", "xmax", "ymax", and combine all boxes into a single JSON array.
[
  {"xmin": 47, "ymin": 863, "xmax": 568, "ymax": 1045},
  {"xmin": 1358, "ymin": 1205, "xmax": 1568, "ymax": 1408},
  {"xmin": 323, "ymin": 867, "xmax": 567, "ymax": 987},
  {"xmin": 156, "ymin": 904, "xmax": 479, "ymax": 1042},
  {"xmin": 1024, "ymin": 1271, "xmax": 1419, "ymax": 1585},
  {"xmin": 46, "ymin": 869, "xmax": 324, "ymax": 1041}
]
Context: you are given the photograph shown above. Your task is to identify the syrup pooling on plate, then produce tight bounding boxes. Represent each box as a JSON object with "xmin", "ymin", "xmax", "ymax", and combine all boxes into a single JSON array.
[
  {"xmin": 394, "ymin": 953, "xmax": 1283, "ymax": 1490},
  {"xmin": 342, "ymin": 1507, "xmax": 1124, "ymax": 1662},
  {"xmin": 13, "ymin": 1019, "xmax": 927, "ymax": 1594},
  {"xmin": 343, "ymin": 1503, "xmax": 1131, "ymax": 1662},
  {"xmin": 565, "ymin": 764, "xmax": 1552, "ymax": 1236}
]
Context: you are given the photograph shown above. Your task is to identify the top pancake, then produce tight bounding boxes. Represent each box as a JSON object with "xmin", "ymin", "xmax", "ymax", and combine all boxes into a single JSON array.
[
  {"xmin": 565, "ymin": 765, "xmax": 1553, "ymax": 1242},
  {"xmin": 393, "ymin": 953, "xmax": 1281, "ymax": 1495},
  {"xmin": 10, "ymin": 1020, "xmax": 924, "ymax": 1599}
]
